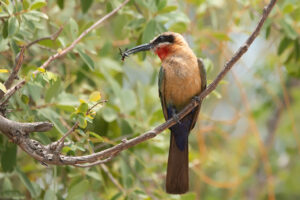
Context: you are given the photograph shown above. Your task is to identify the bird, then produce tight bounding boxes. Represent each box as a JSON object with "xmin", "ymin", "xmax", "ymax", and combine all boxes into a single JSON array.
[{"xmin": 121, "ymin": 32, "xmax": 206, "ymax": 194}]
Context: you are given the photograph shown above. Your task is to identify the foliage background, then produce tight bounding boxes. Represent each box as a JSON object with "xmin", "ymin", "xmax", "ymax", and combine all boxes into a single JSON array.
[{"xmin": 0, "ymin": 0, "xmax": 299, "ymax": 199}]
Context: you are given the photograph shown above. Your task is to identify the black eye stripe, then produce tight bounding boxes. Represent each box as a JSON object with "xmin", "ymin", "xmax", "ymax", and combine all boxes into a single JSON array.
[{"xmin": 153, "ymin": 35, "xmax": 174, "ymax": 45}]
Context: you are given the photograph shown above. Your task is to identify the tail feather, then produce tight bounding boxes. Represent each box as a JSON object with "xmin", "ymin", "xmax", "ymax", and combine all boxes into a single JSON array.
[{"xmin": 166, "ymin": 133, "xmax": 189, "ymax": 194}]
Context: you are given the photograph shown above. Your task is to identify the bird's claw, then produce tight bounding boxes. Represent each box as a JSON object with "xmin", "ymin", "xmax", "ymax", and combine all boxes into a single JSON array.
[
  {"xmin": 192, "ymin": 96, "xmax": 201, "ymax": 103},
  {"xmin": 173, "ymin": 113, "xmax": 181, "ymax": 124}
]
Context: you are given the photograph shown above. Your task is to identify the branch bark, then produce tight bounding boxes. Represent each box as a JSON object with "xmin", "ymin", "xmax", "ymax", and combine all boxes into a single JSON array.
[{"xmin": 0, "ymin": 0, "xmax": 277, "ymax": 166}]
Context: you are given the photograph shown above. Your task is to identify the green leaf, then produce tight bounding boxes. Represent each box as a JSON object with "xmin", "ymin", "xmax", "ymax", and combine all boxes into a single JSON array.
[
  {"xmin": 69, "ymin": 18, "xmax": 78, "ymax": 39},
  {"xmin": 78, "ymin": 102, "xmax": 88, "ymax": 113},
  {"xmin": 80, "ymin": 0, "xmax": 93, "ymax": 13},
  {"xmin": 106, "ymin": 2, "xmax": 112, "ymax": 13},
  {"xmin": 66, "ymin": 179, "xmax": 89, "ymax": 200},
  {"xmin": 212, "ymin": 90, "xmax": 222, "ymax": 99},
  {"xmin": 2, "ymin": 1, "xmax": 14, "ymax": 15},
  {"xmin": 283, "ymin": 3, "xmax": 294, "ymax": 14},
  {"xmin": 27, "ymin": 82, "xmax": 42, "ymax": 102},
  {"xmin": 156, "ymin": 0, "xmax": 167, "ymax": 11},
  {"xmin": 120, "ymin": 159, "xmax": 132, "ymax": 188},
  {"xmin": 158, "ymin": 5, "xmax": 178, "ymax": 14},
  {"xmin": 78, "ymin": 115, "xmax": 87, "ymax": 129},
  {"xmin": 21, "ymin": 94, "xmax": 29, "ymax": 104},
  {"xmin": 56, "ymin": 0, "xmax": 64, "ymax": 9},
  {"xmin": 2, "ymin": 177, "xmax": 13, "ymax": 191},
  {"xmin": 166, "ymin": 12, "xmax": 190, "ymax": 32},
  {"xmin": 294, "ymin": 40, "xmax": 300, "ymax": 61},
  {"xmin": 45, "ymin": 79, "xmax": 61, "ymax": 103},
  {"xmin": 25, "ymin": 10, "xmax": 48, "ymax": 21},
  {"xmin": 212, "ymin": 32, "xmax": 230, "ymax": 41},
  {"xmin": 0, "ymin": 82, "xmax": 7, "ymax": 93},
  {"xmin": 101, "ymin": 107, "xmax": 117, "ymax": 122},
  {"xmin": 120, "ymin": 89, "xmax": 137, "ymax": 113},
  {"xmin": 265, "ymin": 24, "xmax": 271, "ymax": 39},
  {"xmin": 2, "ymin": 20, "xmax": 8, "ymax": 38},
  {"xmin": 202, "ymin": 58, "xmax": 214, "ymax": 74},
  {"xmin": 8, "ymin": 16, "xmax": 19, "ymax": 37},
  {"xmin": 10, "ymin": 39, "xmax": 19, "ymax": 56},
  {"xmin": 278, "ymin": 37, "xmax": 292, "ymax": 55},
  {"xmin": 134, "ymin": 0, "xmax": 157, "ymax": 12},
  {"xmin": 23, "ymin": 0, "xmax": 30, "ymax": 9},
  {"xmin": 38, "ymin": 108, "xmax": 68, "ymax": 134},
  {"xmin": 85, "ymin": 171, "xmax": 102, "ymax": 181},
  {"xmin": 87, "ymin": 131, "xmax": 104, "ymax": 142},
  {"xmin": 16, "ymin": 167, "xmax": 38, "ymax": 198},
  {"xmin": 0, "ymin": 190, "xmax": 25, "ymax": 199},
  {"xmin": 281, "ymin": 20, "xmax": 298, "ymax": 40},
  {"xmin": 120, "ymin": 119, "xmax": 133, "ymax": 135},
  {"xmin": 44, "ymin": 189, "xmax": 57, "ymax": 200},
  {"xmin": 89, "ymin": 91, "xmax": 101, "ymax": 102},
  {"xmin": 77, "ymin": 49, "xmax": 95, "ymax": 70},
  {"xmin": 30, "ymin": 0, "xmax": 47, "ymax": 10},
  {"xmin": 142, "ymin": 19, "xmax": 157, "ymax": 43},
  {"xmin": 1, "ymin": 143, "xmax": 17, "ymax": 172}
]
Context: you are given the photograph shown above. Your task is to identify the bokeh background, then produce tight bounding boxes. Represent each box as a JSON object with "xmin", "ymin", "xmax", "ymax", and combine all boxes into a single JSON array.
[{"xmin": 0, "ymin": 0, "xmax": 300, "ymax": 199}]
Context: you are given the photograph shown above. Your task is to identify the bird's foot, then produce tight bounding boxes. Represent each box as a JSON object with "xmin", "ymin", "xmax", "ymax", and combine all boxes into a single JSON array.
[
  {"xmin": 173, "ymin": 113, "xmax": 181, "ymax": 124},
  {"xmin": 192, "ymin": 96, "xmax": 201, "ymax": 103}
]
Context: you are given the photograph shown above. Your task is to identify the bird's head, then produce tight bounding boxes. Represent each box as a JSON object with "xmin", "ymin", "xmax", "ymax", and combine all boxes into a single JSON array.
[{"xmin": 121, "ymin": 32, "xmax": 189, "ymax": 61}]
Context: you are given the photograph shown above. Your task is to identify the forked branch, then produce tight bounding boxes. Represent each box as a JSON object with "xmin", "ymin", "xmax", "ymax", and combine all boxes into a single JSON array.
[{"xmin": 0, "ymin": 0, "xmax": 277, "ymax": 166}]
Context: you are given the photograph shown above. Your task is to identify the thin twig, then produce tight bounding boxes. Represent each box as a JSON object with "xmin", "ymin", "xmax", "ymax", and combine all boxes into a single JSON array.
[
  {"xmin": 53, "ymin": 121, "xmax": 79, "ymax": 153},
  {"xmin": 0, "ymin": 0, "xmax": 130, "ymax": 104},
  {"xmin": 73, "ymin": 157, "xmax": 114, "ymax": 167},
  {"xmin": 0, "ymin": 81, "xmax": 26, "ymax": 107},
  {"xmin": 53, "ymin": 99, "xmax": 107, "ymax": 152},
  {"xmin": 4, "ymin": 46, "xmax": 26, "ymax": 89},
  {"xmin": 26, "ymin": 26, "xmax": 63, "ymax": 49},
  {"xmin": 0, "ymin": 27, "xmax": 64, "ymax": 101},
  {"xmin": 50, "ymin": 100, "xmax": 107, "ymax": 153},
  {"xmin": 87, "ymin": 99, "xmax": 108, "ymax": 115},
  {"xmin": 100, "ymin": 164, "xmax": 126, "ymax": 193}
]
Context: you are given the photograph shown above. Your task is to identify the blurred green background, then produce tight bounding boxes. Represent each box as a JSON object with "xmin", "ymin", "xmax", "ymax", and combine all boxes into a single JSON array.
[{"xmin": 0, "ymin": 0, "xmax": 300, "ymax": 199}]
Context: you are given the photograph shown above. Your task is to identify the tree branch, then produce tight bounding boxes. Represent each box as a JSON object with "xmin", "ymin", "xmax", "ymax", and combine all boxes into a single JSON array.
[
  {"xmin": 26, "ymin": 26, "xmax": 63, "ymax": 49},
  {"xmin": 0, "ymin": 0, "xmax": 277, "ymax": 167},
  {"xmin": 0, "ymin": 26, "xmax": 64, "ymax": 101},
  {"xmin": 4, "ymin": 46, "xmax": 26, "ymax": 90},
  {"xmin": 0, "ymin": 115, "xmax": 53, "ymax": 142},
  {"xmin": 0, "ymin": 0, "xmax": 130, "ymax": 104}
]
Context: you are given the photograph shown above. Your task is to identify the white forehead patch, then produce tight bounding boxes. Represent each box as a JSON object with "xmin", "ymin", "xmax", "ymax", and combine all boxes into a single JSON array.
[{"xmin": 157, "ymin": 42, "xmax": 171, "ymax": 47}]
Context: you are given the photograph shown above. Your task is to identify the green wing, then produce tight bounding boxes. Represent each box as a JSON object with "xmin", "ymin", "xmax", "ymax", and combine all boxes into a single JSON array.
[
  {"xmin": 198, "ymin": 58, "xmax": 207, "ymax": 92},
  {"xmin": 190, "ymin": 58, "xmax": 207, "ymax": 129},
  {"xmin": 158, "ymin": 66, "xmax": 168, "ymax": 120}
]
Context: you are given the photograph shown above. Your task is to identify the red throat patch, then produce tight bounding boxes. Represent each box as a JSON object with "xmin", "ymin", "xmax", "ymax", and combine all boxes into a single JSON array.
[{"xmin": 155, "ymin": 46, "xmax": 170, "ymax": 60}]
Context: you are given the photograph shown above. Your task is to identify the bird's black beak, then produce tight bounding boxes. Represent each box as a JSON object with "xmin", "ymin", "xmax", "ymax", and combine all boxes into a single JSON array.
[{"xmin": 120, "ymin": 43, "xmax": 153, "ymax": 61}]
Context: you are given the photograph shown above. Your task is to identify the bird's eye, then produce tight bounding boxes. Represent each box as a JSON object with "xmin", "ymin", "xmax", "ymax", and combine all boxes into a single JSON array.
[{"xmin": 153, "ymin": 35, "xmax": 166, "ymax": 45}]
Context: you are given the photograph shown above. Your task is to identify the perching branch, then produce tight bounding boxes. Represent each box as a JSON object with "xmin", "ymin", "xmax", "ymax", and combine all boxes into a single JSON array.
[{"xmin": 0, "ymin": 0, "xmax": 277, "ymax": 166}]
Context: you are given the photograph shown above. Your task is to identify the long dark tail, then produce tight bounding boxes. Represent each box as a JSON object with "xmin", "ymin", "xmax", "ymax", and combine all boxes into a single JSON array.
[{"xmin": 166, "ymin": 133, "xmax": 189, "ymax": 194}]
